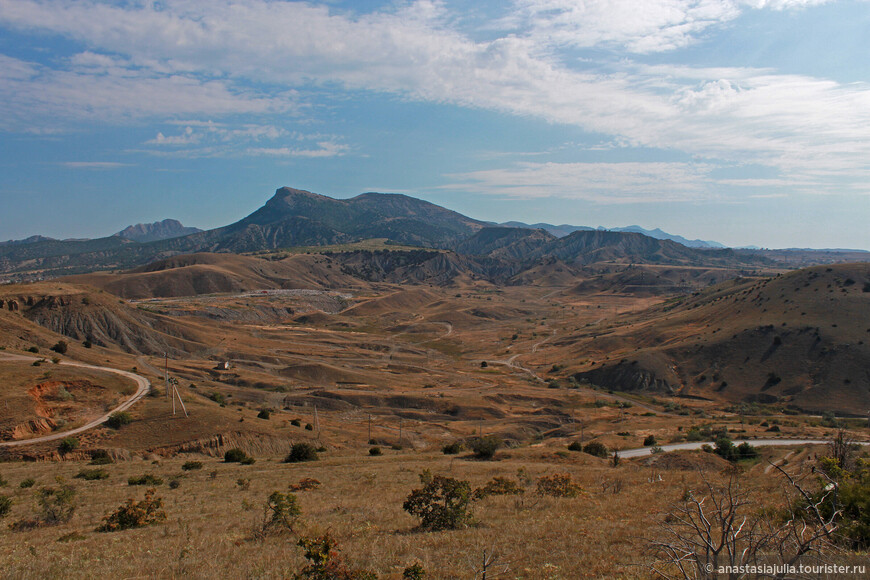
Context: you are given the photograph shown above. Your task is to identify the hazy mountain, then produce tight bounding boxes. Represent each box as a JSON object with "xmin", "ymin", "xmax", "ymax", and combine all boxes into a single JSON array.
[
  {"xmin": 0, "ymin": 235, "xmax": 57, "ymax": 246},
  {"xmin": 116, "ymin": 219, "xmax": 202, "ymax": 243},
  {"xmin": 502, "ymin": 221, "xmax": 725, "ymax": 249},
  {"xmin": 609, "ymin": 226, "xmax": 725, "ymax": 249}
]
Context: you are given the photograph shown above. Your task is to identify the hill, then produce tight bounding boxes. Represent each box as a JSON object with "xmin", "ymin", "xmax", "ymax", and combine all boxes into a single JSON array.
[{"xmin": 562, "ymin": 263, "xmax": 870, "ymax": 413}]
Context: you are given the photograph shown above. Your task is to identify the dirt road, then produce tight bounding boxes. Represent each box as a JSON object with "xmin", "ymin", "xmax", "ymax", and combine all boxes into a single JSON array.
[{"xmin": 0, "ymin": 352, "xmax": 151, "ymax": 447}]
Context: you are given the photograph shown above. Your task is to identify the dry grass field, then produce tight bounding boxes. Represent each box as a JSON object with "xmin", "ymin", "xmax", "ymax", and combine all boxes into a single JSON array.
[{"xmin": 0, "ymin": 444, "xmax": 849, "ymax": 579}]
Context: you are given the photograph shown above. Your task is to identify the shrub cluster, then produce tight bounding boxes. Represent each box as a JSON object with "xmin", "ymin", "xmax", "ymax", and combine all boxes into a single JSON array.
[
  {"xmin": 403, "ymin": 471, "xmax": 474, "ymax": 531},
  {"xmin": 536, "ymin": 473, "xmax": 584, "ymax": 498},
  {"xmin": 181, "ymin": 461, "xmax": 203, "ymax": 471},
  {"xmin": 294, "ymin": 532, "xmax": 377, "ymax": 580},
  {"xmin": 224, "ymin": 448, "xmax": 253, "ymax": 463},
  {"xmin": 582, "ymin": 441, "xmax": 608, "ymax": 458},
  {"xmin": 472, "ymin": 476, "xmax": 525, "ymax": 500},
  {"xmin": 105, "ymin": 411, "xmax": 133, "ymax": 429},
  {"xmin": 285, "ymin": 443, "xmax": 319, "ymax": 463},
  {"xmin": 470, "ymin": 435, "xmax": 502, "ymax": 460},
  {"xmin": 75, "ymin": 469, "xmax": 109, "ymax": 481},
  {"xmin": 128, "ymin": 474, "xmax": 164, "ymax": 486},
  {"xmin": 98, "ymin": 488, "xmax": 166, "ymax": 532}
]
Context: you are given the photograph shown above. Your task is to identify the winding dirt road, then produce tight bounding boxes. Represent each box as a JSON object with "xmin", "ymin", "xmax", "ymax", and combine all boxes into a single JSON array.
[{"xmin": 0, "ymin": 352, "xmax": 151, "ymax": 447}]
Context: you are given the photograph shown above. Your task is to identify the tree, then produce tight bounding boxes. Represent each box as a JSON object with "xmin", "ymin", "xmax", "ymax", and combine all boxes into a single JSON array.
[
  {"xmin": 648, "ymin": 467, "xmax": 839, "ymax": 579},
  {"xmin": 50, "ymin": 340, "xmax": 68, "ymax": 355}
]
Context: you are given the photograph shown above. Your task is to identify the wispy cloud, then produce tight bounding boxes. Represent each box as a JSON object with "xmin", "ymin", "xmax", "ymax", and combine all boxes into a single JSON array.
[
  {"xmin": 2, "ymin": 0, "xmax": 870, "ymax": 193},
  {"xmin": 60, "ymin": 161, "xmax": 131, "ymax": 169}
]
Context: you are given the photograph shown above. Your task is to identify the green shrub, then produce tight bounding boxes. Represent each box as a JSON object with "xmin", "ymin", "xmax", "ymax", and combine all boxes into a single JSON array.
[
  {"xmin": 105, "ymin": 411, "xmax": 133, "ymax": 429},
  {"xmin": 288, "ymin": 478, "xmax": 321, "ymax": 492},
  {"xmin": 27, "ymin": 346, "xmax": 39, "ymax": 354},
  {"xmin": 567, "ymin": 440, "xmax": 583, "ymax": 452},
  {"xmin": 98, "ymin": 488, "xmax": 166, "ymax": 532},
  {"xmin": 37, "ymin": 483, "xmax": 76, "ymax": 524},
  {"xmin": 209, "ymin": 392, "xmax": 227, "ymax": 406},
  {"xmin": 441, "ymin": 441, "xmax": 463, "ymax": 455},
  {"xmin": 0, "ymin": 495, "xmax": 11, "ymax": 518},
  {"xmin": 50, "ymin": 341, "xmax": 68, "ymax": 355},
  {"xmin": 294, "ymin": 532, "xmax": 378, "ymax": 579},
  {"xmin": 20, "ymin": 478, "xmax": 35, "ymax": 489},
  {"xmin": 257, "ymin": 409, "xmax": 271, "ymax": 420},
  {"xmin": 169, "ymin": 479, "xmax": 181, "ymax": 490},
  {"xmin": 470, "ymin": 435, "xmax": 502, "ymax": 460},
  {"xmin": 369, "ymin": 446, "xmax": 382, "ymax": 456},
  {"xmin": 285, "ymin": 443, "xmax": 319, "ymax": 463},
  {"xmin": 181, "ymin": 461, "xmax": 203, "ymax": 471},
  {"xmin": 582, "ymin": 440, "xmax": 608, "ymax": 458},
  {"xmin": 224, "ymin": 448, "xmax": 249, "ymax": 463},
  {"xmin": 304, "ymin": 423, "xmax": 314, "ymax": 431},
  {"xmin": 536, "ymin": 473, "xmax": 583, "ymax": 498},
  {"xmin": 128, "ymin": 474, "xmax": 164, "ymax": 486},
  {"xmin": 58, "ymin": 437, "xmax": 79, "ymax": 455},
  {"xmin": 257, "ymin": 491, "xmax": 301, "ymax": 537},
  {"xmin": 290, "ymin": 418, "xmax": 301, "ymax": 427},
  {"xmin": 473, "ymin": 476, "xmax": 524, "ymax": 500},
  {"xmin": 75, "ymin": 469, "xmax": 109, "ymax": 481},
  {"xmin": 240, "ymin": 456, "xmax": 256, "ymax": 465},
  {"xmin": 643, "ymin": 434, "xmax": 657, "ymax": 447},
  {"xmin": 402, "ymin": 562, "xmax": 426, "ymax": 580},
  {"xmin": 402, "ymin": 472, "xmax": 474, "ymax": 531}
]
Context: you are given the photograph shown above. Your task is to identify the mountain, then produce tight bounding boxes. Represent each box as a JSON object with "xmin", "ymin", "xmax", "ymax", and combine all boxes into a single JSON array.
[
  {"xmin": 502, "ymin": 221, "xmax": 725, "ymax": 248},
  {"xmin": 609, "ymin": 226, "xmax": 725, "ymax": 249},
  {"xmin": 499, "ymin": 222, "xmax": 594, "ymax": 238},
  {"xmin": 116, "ymin": 219, "xmax": 202, "ymax": 243},
  {"xmin": 0, "ymin": 235, "xmax": 57, "ymax": 246}
]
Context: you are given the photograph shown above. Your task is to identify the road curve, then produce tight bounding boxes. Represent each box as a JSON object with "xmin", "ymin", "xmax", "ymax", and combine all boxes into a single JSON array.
[
  {"xmin": 618, "ymin": 438, "xmax": 868, "ymax": 459},
  {"xmin": 0, "ymin": 352, "xmax": 151, "ymax": 448}
]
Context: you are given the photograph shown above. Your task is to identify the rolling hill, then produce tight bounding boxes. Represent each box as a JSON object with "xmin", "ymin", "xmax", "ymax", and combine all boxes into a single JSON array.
[{"xmin": 562, "ymin": 263, "xmax": 870, "ymax": 413}]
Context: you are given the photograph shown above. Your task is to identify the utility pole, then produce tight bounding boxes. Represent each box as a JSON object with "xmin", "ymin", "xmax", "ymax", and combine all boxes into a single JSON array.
[
  {"xmin": 368, "ymin": 414, "xmax": 372, "ymax": 443},
  {"xmin": 164, "ymin": 353, "xmax": 169, "ymax": 400},
  {"xmin": 399, "ymin": 418, "xmax": 403, "ymax": 446}
]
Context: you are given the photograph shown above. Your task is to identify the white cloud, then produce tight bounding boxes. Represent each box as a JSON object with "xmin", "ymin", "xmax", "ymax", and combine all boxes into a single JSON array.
[
  {"xmin": 2, "ymin": 0, "xmax": 870, "ymax": 192},
  {"xmin": 60, "ymin": 161, "xmax": 131, "ymax": 169},
  {"xmin": 446, "ymin": 161, "xmax": 716, "ymax": 203}
]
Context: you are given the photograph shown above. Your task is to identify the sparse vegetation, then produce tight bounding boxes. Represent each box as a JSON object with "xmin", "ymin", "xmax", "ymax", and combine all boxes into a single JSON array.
[
  {"xmin": 105, "ymin": 411, "xmax": 133, "ymax": 429},
  {"xmin": 285, "ymin": 443, "xmax": 319, "ymax": 463},
  {"xmin": 181, "ymin": 461, "xmax": 203, "ymax": 471},
  {"xmin": 403, "ymin": 471, "xmax": 474, "ymax": 531},
  {"xmin": 58, "ymin": 437, "xmax": 79, "ymax": 455},
  {"xmin": 536, "ymin": 473, "xmax": 583, "ymax": 497},
  {"xmin": 98, "ymin": 488, "xmax": 166, "ymax": 532},
  {"xmin": 128, "ymin": 474, "xmax": 164, "ymax": 486},
  {"xmin": 75, "ymin": 468, "xmax": 109, "ymax": 481}
]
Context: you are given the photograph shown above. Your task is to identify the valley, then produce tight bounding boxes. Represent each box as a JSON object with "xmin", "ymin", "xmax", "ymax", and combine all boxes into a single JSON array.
[{"xmin": 0, "ymin": 188, "xmax": 868, "ymax": 578}]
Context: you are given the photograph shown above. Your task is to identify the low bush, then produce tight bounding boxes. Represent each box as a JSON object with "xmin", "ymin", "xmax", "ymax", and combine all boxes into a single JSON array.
[
  {"xmin": 105, "ymin": 411, "xmax": 133, "ymax": 429},
  {"xmin": 20, "ymin": 478, "xmax": 35, "ymax": 489},
  {"xmin": 536, "ymin": 473, "xmax": 584, "ymax": 498},
  {"xmin": 75, "ymin": 469, "xmax": 109, "ymax": 481},
  {"xmin": 255, "ymin": 491, "xmax": 301, "ymax": 538},
  {"xmin": 50, "ymin": 341, "xmax": 68, "ymax": 354},
  {"xmin": 403, "ymin": 471, "xmax": 474, "ymax": 531},
  {"xmin": 257, "ymin": 409, "xmax": 271, "ymax": 420},
  {"xmin": 0, "ymin": 495, "xmax": 11, "ymax": 519},
  {"xmin": 643, "ymin": 434, "xmax": 657, "ymax": 447},
  {"xmin": 98, "ymin": 488, "xmax": 166, "ymax": 532},
  {"xmin": 58, "ymin": 437, "xmax": 79, "ymax": 455},
  {"xmin": 441, "ymin": 441, "xmax": 463, "ymax": 455},
  {"xmin": 470, "ymin": 435, "xmax": 502, "ymax": 460},
  {"xmin": 128, "ymin": 474, "xmax": 164, "ymax": 486},
  {"xmin": 368, "ymin": 446, "xmax": 382, "ymax": 456},
  {"xmin": 224, "ymin": 448, "xmax": 249, "ymax": 463},
  {"xmin": 582, "ymin": 440, "xmax": 608, "ymax": 458},
  {"xmin": 473, "ymin": 476, "xmax": 525, "ymax": 500},
  {"xmin": 181, "ymin": 461, "xmax": 203, "ymax": 471},
  {"xmin": 294, "ymin": 532, "xmax": 378, "ymax": 579},
  {"xmin": 288, "ymin": 478, "xmax": 321, "ymax": 492},
  {"xmin": 285, "ymin": 443, "xmax": 319, "ymax": 463},
  {"xmin": 567, "ymin": 440, "xmax": 583, "ymax": 452}
]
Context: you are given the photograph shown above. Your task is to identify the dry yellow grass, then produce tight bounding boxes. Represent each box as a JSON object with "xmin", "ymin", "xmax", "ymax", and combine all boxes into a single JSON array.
[{"xmin": 0, "ymin": 445, "xmax": 834, "ymax": 579}]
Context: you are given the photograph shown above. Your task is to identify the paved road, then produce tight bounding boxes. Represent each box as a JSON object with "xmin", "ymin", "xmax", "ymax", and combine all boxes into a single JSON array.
[
  {"xmin": 0, "ymin": 352, "xmax": 151, "ymax": 447},
  {"xmin": 618, "ymin": 438, "xmax": 867, "ymax": 458}
]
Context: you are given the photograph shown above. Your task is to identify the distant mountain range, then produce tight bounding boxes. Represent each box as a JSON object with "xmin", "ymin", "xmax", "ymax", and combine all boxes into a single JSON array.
[
  {"xmin": 0, "ymin": 186, "xmax": 865, "ymax": 281},
  {"xmin": 500, "ymin": 222, "xmax": 725, "ymax": 249}
]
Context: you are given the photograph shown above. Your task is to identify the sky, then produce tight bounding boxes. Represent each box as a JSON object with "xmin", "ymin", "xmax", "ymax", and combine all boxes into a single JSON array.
[{"xmin": 1, "ymin": 0, "xmax": 869, "ymax": 250}]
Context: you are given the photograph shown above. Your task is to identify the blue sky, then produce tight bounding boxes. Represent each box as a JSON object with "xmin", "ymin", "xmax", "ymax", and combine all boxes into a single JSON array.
[{"xmin": 1, "ymin": 0, "xmax": 869, "ymax": 249}]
